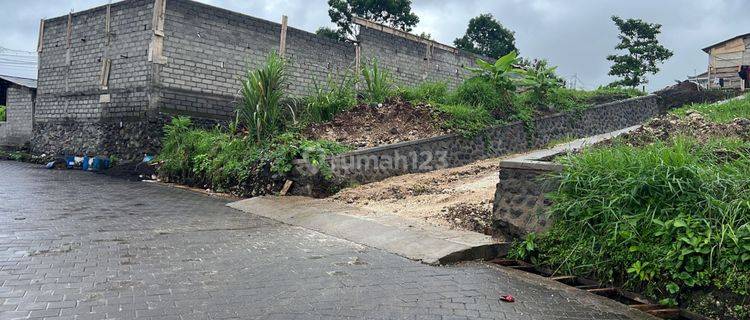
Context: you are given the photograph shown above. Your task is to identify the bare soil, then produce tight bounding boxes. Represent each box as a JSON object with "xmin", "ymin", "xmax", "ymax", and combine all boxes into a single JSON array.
[
  {"xmin": 614, "ymin": 111, "xmax": 750, "ymax": 147},
  {"xmin": 304, "ymin": 98, "xmax": 448, "ymax": 149},
  {"xmin": 328, "ymin": 157, "xmax": 505, "ymax": 239}
]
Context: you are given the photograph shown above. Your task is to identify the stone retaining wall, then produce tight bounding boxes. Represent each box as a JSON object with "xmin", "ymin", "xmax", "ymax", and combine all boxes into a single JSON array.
[
  {"xmin": 492, "ymin": 164, "xmax": 560, "ymax": 239},
  {"xmin": 292, "ymin": 95, "xmax": 661, "ymax": 196}
]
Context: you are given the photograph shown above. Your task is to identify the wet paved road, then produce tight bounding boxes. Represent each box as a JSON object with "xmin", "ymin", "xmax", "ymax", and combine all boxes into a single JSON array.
[{"xmin": 0, "ymin": 161, "xmax": 651, "ymax": 319}]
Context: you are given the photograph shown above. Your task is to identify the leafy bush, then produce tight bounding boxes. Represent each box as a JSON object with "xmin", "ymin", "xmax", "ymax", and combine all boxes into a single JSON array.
[
  {"xmin": 0, "ymin": 105, "xmax": 5, "ymax": 121},
  {"xmin": 157, "ymin": 117, "xmax": 349, "ymax": 193},
  {"xmin": 451, "ymin": 77, "xmax": 506, "ymax": 114},
  {"xmin": 516, "ymin": 60, "xmax": 563, "ymax": 109},
  {"xmin": 672, "ymin": 93, "xmax": 750, "ymax": 123},
  {"xmin": 238, "ymin": 52, "xmax": 295, "ymax": 143},
  {"xmin": 361, "ymin": 59, "xmax": 394, "ymax": 104},
  {"xmin": 396, "ymin": 81, "xmax": 449, "ymax": 104},
  {"xmin": 465, "ymin": 51, "xmax": 521, "ymax": 107},
  {"xmin": 512, "ymin": 137, "xmax": 750, "ymax": 307},
  {"xmin": 304, "ymin": 71, "xmax": 357, "ymax": 123},
  {"xmin": 435, "ymin": 104, "xmax": 496, "ymax": 136}
]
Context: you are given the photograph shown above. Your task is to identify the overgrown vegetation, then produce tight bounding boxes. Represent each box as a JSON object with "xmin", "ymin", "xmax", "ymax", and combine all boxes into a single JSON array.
[
  {"xmin": 672, "ymin": 94, "xmax": 750, "ymax": 123},
  {"xmin": 361, "ymin": 59, "xmax": 394, "ymax": 104},
  {"xmin": 304, "ymin": 71, "xmax": 357, "ymax": 123},
  {"xmin": 511, "ymin": 137, "xmax": 750, "ymax": 317},
  {"xmin": 0, "ymin": 105, "xmax": 6, "ymax": 122},
  {"xmin": 157, "ymin": 116, "xmax": 348, "ymax": 194}
]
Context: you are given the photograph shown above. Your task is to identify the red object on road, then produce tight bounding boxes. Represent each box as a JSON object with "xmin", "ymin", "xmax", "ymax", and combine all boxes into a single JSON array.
[{"xmin": 500, "ymin": 294, "xmax": 515, "ymax": 302}]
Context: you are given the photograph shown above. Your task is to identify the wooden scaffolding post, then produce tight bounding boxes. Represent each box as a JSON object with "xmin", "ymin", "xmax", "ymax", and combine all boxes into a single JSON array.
[
  {"xmin": 279, "ymin": 15, "xmax": 288, "ymax": 57},
  {"xmin": 36, "ymin": 19, "xmax": 45, "ymax": 53}
]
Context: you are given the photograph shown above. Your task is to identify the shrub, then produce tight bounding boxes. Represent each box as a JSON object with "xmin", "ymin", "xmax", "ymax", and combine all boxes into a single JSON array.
[
  {"xmin": 516, "ymin": 60, "xmax": 563, "ymax": 110},
  {"xmin": 464, "ymin": 51, "xmax": 521, "ymax": 107},
  {"xmin": 304, "ymin": 71, "xmax": 357, "ymax": 123},
  {"xmin": 452, "ymin": 77, "xmax": 506, "ymax": 114},
  {"xmin": 512, "ymin": 137, "xmax": 750, "ymax": 307},
  {"xmin": 396, "ymin": 81, "xmax": 449, "ymax": 104},
  {"xmin": 238, "ymin": 52, "xmax": 295, "ymax": 143},
  {"xmin": 0, "ymin": 105, "xmax": 5, "ymax": 122},
  {"xmin": 435, "ymin": 104, "xmax": 496, "ymax": 136},
  {"xmin": 156, "ymin": 117, "xmax": 349, "ymax": 192},
  {"xmin": 361, "ymin": 59, "xmax": 393, "ymax": 104}
]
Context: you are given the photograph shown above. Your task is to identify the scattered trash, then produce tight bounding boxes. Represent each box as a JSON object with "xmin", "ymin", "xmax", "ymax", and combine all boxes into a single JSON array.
[
  {"xmin": 143, "ymin": 154, "xmax": 154, "ymax": 163},
  {"xmin": 499, "ymin": 294, "xmax": 515, "ymax": 302}
]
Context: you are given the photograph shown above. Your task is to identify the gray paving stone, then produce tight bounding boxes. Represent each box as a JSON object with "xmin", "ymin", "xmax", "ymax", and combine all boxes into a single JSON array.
[{"xmin": 0, "ymin": 161, "xmax": 653, "ymax": 320}]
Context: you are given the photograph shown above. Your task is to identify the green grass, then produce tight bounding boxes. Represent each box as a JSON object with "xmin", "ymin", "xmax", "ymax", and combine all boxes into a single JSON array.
[
  {"xmin": 304, "ymin": 72, "xmax": 357, "ymax": 124},
  {"xmin": 396, "ymin": 81, "xmax": 449, "ymax": 105},
  {"xmin": 672, "ymin": 93, "xmax": 750, "ymax": 123},
  {"xmin": 512, "ymin": 137, "xmax": 750, "ymax": 309},
  {"xmin": 435, "ymin": 103, "xmax": 497, "ymax": 136},
  {"xmin": 0, "ymin": 105, "xmax": 6, "ymax": 122}
]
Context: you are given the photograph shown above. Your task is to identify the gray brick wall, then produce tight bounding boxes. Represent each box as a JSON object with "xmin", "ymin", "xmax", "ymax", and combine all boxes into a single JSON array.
[
  {"xmin": 156, "ymin": 0, "xmax": 355, "ymax": 118},
  {"xmin": 36, "ymin": 0, "xmax": 153, "ymax": 122},
  {"xmin": 358, "ymin": 26, "xmax": 482, "ymax": 90},
  {"xmin": 0, "ymin": 86, "xmax": 35, "ymax": 147}
]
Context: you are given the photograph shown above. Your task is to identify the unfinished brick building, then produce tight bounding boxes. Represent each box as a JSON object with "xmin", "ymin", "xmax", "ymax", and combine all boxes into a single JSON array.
[{"xmin": 32, "ymin": 0, "xmax": 485, "ymax": 159}]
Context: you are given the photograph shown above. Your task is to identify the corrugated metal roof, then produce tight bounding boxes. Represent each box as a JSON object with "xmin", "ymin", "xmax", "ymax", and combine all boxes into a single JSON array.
[{"xmin": 0, "ymin": 74, "xmax": 37, "ymax": 89}]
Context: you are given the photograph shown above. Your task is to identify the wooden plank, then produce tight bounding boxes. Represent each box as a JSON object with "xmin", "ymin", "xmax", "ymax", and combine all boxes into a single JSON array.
[
  {"xmin": 36, "ymin": 19, "xmax": 45, "ymax": 53},
  {"xmin": 100, "ymin": 58, "xmax": 111, "ymax": 89},
  {"xmin": 646, "ymin": 308, "xmax": 680, "ymax": 318},
  {"xmin": 66, "ymin": 12, "xmax": 72, "ymax": 49},
  {"xmin": 105, "ymin": 4, "xmax": 111, "ymax": 45},
  {"xmin": 630, "ymin": 304, "xmax": 661, "ymax": 311},
  {"xmin": 352, "ymin": 17, "xmax": 458, "ymax": 54},
  {"xmin": 279, "ymin": 15, "xmax": 288, "ymax": 57},
  {"xmin": 148, "ymin": 0, "xmax": 166, "ymax": 64}
]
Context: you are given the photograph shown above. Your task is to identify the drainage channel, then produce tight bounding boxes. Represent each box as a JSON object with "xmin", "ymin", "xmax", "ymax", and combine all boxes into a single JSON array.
[{"xmin": 488, "ymin": 259, "xmax": 708, "ymax": 320}]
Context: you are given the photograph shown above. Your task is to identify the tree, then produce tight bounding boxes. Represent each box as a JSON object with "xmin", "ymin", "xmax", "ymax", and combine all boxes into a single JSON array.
[
  {"xmin": 327, "ymin": 0, "xmax": 419, "ymax": 40},
  {"xmin": 607, "ymin": 16, "xmax": 673, "ymax": 88},
  {"xmin": 454, "ymin": 14, "xmax": 517, "ymax": 59},
  {"xmin": 316, "ymin": 27, "xmax": 342, "ymax": 41}
]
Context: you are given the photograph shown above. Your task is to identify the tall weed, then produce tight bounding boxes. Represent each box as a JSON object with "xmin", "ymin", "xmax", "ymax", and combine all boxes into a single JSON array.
[{"xmin": 238, "ymin": 52, "xmax": 295, "ymax": 143}]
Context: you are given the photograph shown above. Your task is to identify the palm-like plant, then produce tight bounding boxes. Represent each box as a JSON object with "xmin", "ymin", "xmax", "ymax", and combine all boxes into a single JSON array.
[
  {"xmin": 517, "ymin": 60, "xmax": 563, "ymax": 108},
  {"xmin": 466, "ymin": 51, "xmax": 522, "ymax": 106},
  {"xmin": 238, "ymin": 52, "xmax": 294, "ymax": 143}
]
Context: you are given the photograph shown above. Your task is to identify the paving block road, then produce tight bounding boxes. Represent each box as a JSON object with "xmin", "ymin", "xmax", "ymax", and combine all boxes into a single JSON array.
[{"xmin": 0, "ymin": 161, "xmax": 654, "ymax": 320}]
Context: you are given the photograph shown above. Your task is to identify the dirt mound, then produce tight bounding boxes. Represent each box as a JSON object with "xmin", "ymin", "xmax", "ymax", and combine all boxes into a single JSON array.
[
  {"xmin": 304, "ymin": 98, "xmax": 447, "ymax": 149},
  {"xmin": 329, "ymin": 157, "xmax": 503, "ymax": 239},
  {"xmin": 438, "ymin": 203, "xmax": 495, "ymax": 236},
  {"xmin": 616, "ymin": 111, "xmax": 750, "ymax": 147}
]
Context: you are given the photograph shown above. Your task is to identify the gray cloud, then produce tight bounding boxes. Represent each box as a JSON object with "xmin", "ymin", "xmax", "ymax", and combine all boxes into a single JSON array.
[{"xmin": 1, "ymin": 0, "xmax": 746, "ymax": 91}]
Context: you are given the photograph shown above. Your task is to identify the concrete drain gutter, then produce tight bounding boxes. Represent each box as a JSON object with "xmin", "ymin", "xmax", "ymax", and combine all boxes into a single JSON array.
[
  {"xmin": 228, "ymin": 196, "xmax": 508, "ymax": 265},
  {"xmin": 489, "ymin": 259, "xmax": 708, "ymax": 320}
]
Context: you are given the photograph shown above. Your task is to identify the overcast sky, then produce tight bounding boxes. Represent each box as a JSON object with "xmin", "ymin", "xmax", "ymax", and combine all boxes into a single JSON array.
[{"xmin": 1, "ymin": 0, "xmax": 747, "ymax": 91}]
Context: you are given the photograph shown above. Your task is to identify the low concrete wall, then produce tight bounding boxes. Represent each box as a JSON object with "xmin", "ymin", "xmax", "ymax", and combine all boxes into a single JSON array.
[{"xmin": 292, "ymin": 95, "xmax": 660, "ymax": 196}]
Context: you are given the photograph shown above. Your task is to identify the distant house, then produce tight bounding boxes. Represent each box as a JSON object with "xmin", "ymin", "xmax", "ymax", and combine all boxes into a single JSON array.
[
  {"xmin": 0, "ymin": 75, "xmax": 37, "ymax": 147},
  {"xmin": 687, "ymin": 71, "xmax": 709, "ymax": 89},
  {"xmin": 702, "ymin": 33, "xmax": 750, "ymax": 90}
]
